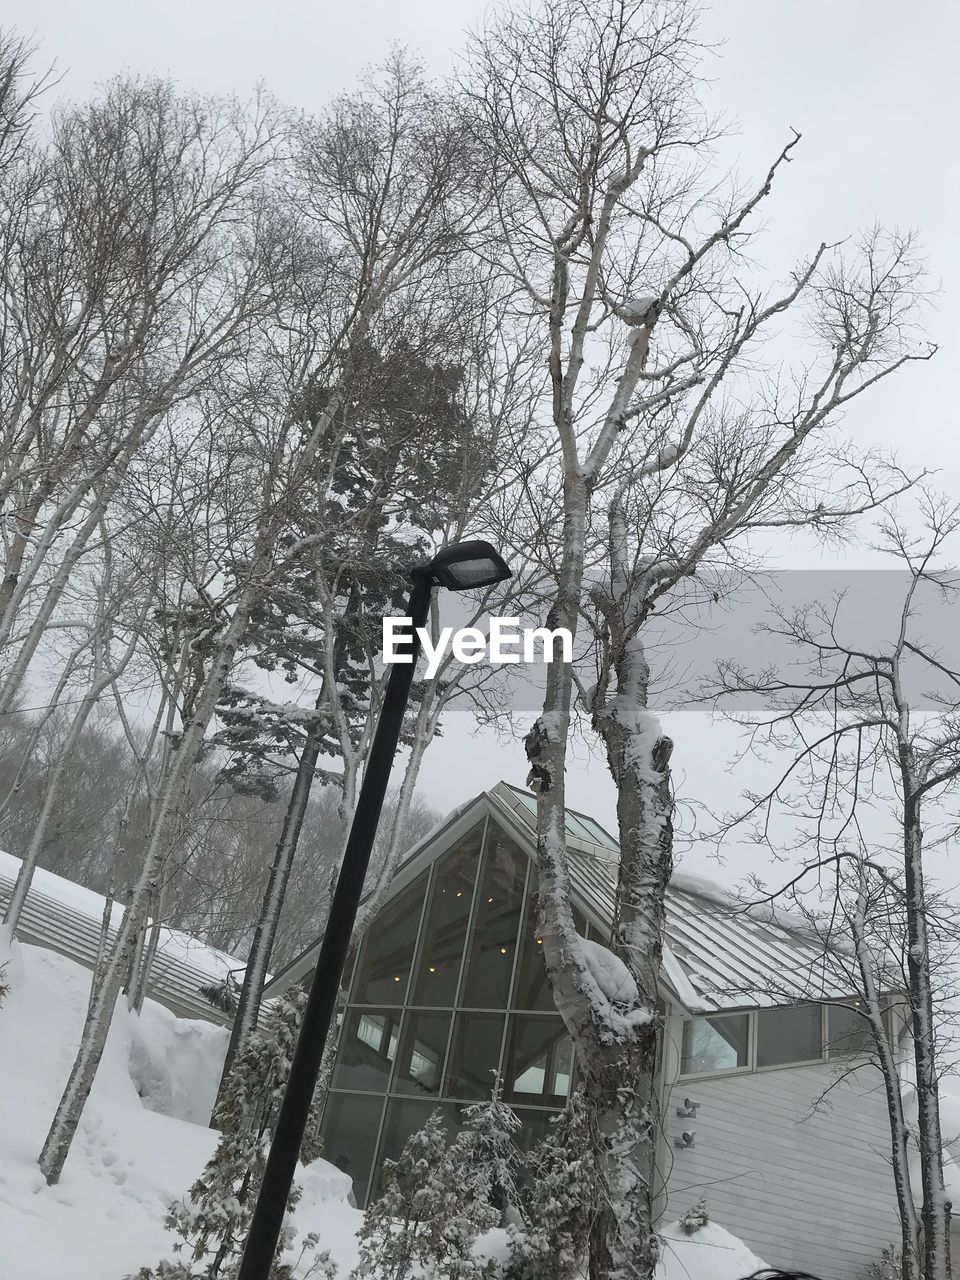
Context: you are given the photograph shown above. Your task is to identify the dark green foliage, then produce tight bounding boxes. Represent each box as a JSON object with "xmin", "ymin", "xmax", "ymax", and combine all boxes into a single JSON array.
[
  {"xmin": 507, "ymin": 1091, "xmax": 597, "ymax": 1280},
  {"xmin": 129, "ymin": 990, "xmax": 327, "ymax": 1279},
  {"xmin": 679, "ymin": 1197, "xmax": 709, "ymax": 1235},
  {"xmin": 351, "ymin": 1110, "xmax": 497, "ymax": 1280}
]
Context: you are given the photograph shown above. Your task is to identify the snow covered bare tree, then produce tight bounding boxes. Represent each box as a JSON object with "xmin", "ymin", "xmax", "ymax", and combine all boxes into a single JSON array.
[
  {"xmin": 210, "ymin": 57, "xmax": 500, "ymax": 1093},
  {"xmin": 707, "ymin": 495, "xmax": 960, "ymax": 1280},
  {"xmin": 0, "ymin": 75, "xmax": 284, "ymax": 715},
  {"xmin": 35, "ymin": 48, "xmax": 482, "ymax": 1187},
  {"xmin": 466, "ymin": 1, "xmax": 933, "ymax": 1275}
]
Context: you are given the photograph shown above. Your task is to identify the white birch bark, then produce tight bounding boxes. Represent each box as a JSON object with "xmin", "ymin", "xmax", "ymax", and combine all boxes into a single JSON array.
[
  {"xmin": 38, "ymin": 594, "xmax": 256, "ymax": 1183},
  {"xmin": 3, "ymin": 589, "xmax": 146, "ymax": 933}
]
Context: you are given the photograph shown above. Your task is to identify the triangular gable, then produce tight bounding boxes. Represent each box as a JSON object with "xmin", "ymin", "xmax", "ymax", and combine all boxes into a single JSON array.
[
  {"xmin": 262, "ymin": 788, "xmax": 692, "ymax": 1005},
  {"xmin": 263, "ymin": 783, "xmax": 860, "ymax": 1015}
]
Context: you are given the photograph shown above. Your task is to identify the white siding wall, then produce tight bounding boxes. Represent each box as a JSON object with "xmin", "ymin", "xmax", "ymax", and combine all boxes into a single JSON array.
[{"xmin": 659, "ymin": 1011, "xmax": 900, "ymax": 1280}]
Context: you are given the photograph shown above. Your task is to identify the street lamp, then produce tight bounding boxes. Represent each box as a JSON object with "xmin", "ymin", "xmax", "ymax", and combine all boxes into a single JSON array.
[{"xmin": 237, "ymin": 539, "xmax": 512, "ymax": 1280}]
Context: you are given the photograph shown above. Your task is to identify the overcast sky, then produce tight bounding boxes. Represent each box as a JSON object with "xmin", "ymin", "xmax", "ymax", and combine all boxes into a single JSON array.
[{"xmin": 8, "ymin": 1, "xmax": 959, "ymax": 887}]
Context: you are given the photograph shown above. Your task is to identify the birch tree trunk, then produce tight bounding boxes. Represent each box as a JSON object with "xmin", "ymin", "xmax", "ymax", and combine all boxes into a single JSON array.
[
  {"xmin": 38, "ymin": 596, "xmax": 255, "ymax": 1184},
  {"xmin": 902, "ymin": 785, "xmax": 951, "ymax": 1280},
  {"xmin": 3, "ymin": 595, "xmax": 143, "ymax": 933},
  {"xmin": 216, "ymin": 724, "xmax": 324, "ymax": 1097},
  {"xmin": 849, "ymin": 867, "xmax": 923, "ymax": 1280},
  {"xmin": 590, "ymin": 635, "xmax": 673, "ymax": 1278}
]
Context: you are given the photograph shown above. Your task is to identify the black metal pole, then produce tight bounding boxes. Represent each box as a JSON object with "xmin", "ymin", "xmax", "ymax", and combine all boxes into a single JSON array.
[{"xmin": 236, "ymin": 572, "xmax": 434, "ymax": 1280}]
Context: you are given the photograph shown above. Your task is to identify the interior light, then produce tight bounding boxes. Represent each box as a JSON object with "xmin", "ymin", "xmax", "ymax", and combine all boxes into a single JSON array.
[
  {"xmin": 487, "ymin": 897, "xmax": 494, "ymax": 904},
  {"xmin": 499, "ymin": 947, "xmax": 508, "ymax": 955},
  {"xmin": 393, "ymin": 976, "xmax": 401, "ymax": 983},
  {"xmin": 536, "ymin": 938, "xmax": 543, "ymax": 946},
  {"xmin": 429, "ymin": 966, "xmax": 437, "ymax": 974}
]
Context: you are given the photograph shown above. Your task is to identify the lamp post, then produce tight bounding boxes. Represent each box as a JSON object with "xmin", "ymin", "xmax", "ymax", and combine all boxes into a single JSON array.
[{"xmin": 236, "ymin": 539, "xmax": 512, "ymax": 1280}]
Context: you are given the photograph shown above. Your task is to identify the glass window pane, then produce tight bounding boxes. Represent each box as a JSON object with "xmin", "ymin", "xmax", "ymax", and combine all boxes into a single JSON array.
[
  {"xmin": 581, "ymin": 816, "xmax": 617, "ymax": 848},
  {"xmin": 563, "ymin": 812, "xmax": 592, "ymax": 842},
  {"xmin": 827, "ymin": 1002, "xmax": 875, "ymax": 1056},
  {"xmin": 350, "ymin": 873, "xmax": 427, "ymax": 1005},
  {"xmin": 411, "ymin": 827, "xmax": 483, "ymax": 1006},
  {"xmin": 319, "ymin": 1092, "xmax": 386, "ymax": 1209},
  {"xmin": 503, "ymin": 1014, "xmax": 573, "ymax": 1108},
  {"xmin": 756, "ymin": 1004, "xmax": 822, "ymax": 1067},
  {"xmin": 680, "ymin": 1014, "xmax": 750, "ymax": 1075},
  {"xmin": 372, "ymin": 1099, "xmax": 457, "ymax": 1202},
  {"xmin": 512, "ymin": 1105, "xmax": 561, "ymax": 1155},
  {"xmin": 445, "ymin": 1012, "xmax": 505, "ymax": 1100},
  {"xmin": 393, "ymin": 1011, "xmax": 451, "ymax": 1097},
  {"xmin": 513, "ymin": 894, "xmax": 585, "ymax": 1011},
  {"xmin": 332, "ymin": 1008, "xmax": 402, "ymax": 1092},
  {"xmin": 461, "ymin": 832, "xmax": 527, "ymax": 1008}
]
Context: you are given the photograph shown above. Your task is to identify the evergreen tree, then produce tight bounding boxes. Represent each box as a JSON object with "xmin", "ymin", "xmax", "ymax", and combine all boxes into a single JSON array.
[
  {"xmin": 453, "ymin": 1081, "xmax": 524, "ymax": 1227},
  {"xmin": 351, "ymin": 1110, "xmax": 498, "ymax": 1280},
  {"xmin": 679, "ymin": 1197, "xmax": 709, "ymax": 1235},
  {"xmin": 129, "ymin": 989, "xmax": 326, "ymax": 1279},
  {"xmin": 508, "ymin": 1091, "xmax": 597, "ymax": 1280}
]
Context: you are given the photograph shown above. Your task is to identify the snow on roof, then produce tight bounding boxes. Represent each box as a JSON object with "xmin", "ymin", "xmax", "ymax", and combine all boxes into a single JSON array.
[{"xmin": 0, "ymin": 849, "xmax": 245, "ymax": 1024}]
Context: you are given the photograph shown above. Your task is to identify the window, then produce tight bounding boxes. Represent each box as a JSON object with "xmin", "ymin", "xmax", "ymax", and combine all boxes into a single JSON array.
[
  {"xmin": 511, "ymin": 1106, "xmax": 558, "ymax": 1154},
  {"xmin": 827, "ymin": 1001, "xmax": 876, "ymax": 1057},
  {"xmin": 393, "ymin": 1011, "xmax": 451, "ymax": 1096},
  {"xmin": 461, "ymin": 833, "xmax": 526, "ymax": 1008},
  {"xmin": 373, "ymin": 1099, "xmax": 456, "ymax": 1200},
  {"xmin": 350, "ymin": 873, "xmax": 428, "ymax": 1005},
  {"xmin": 445, "ymin": 1012, "xmax": 505, "ymax": 1100},
  {"xmin": 513, "ymin": 895, "xmax": 585, "ymax": 1011},
  {"xmin": 680, "ymin": 1013, "xmax": 750, "ymax": 1076},
  {"xmin": 410, "ymin": 828, "xmax": 483, "ymax": 1006},
  {"xmin": 503, "ymin": 1014, "xmax": 573, "ymax": 1107},
  {"xmin": 756, "ymin": 1004, "xmax": 822, "ymax": 1067},
  {"xmin": 319, "ymin": 1093, "xmax": 386, "ymax": 1209},
  {"xmin": 332, "ymin": 1009, "xmax": 402, "ymax": 1093}
]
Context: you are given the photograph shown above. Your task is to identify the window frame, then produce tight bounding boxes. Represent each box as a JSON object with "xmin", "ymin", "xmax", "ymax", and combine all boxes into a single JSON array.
[
  {"xmin": 679, "ymin": 996, "xmax": 897, "ymax": 1080},
  {"xmin": 678, "ymin": 1010, "xmax": 752, "ymax": 1080},
  {"xmin": 322, "ymin": 816, "xmax": 574, "ymax": 1206}
]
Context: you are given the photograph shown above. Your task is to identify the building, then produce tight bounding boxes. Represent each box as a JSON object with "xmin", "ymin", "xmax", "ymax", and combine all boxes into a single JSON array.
[
  {"xmin": 264, "ymin": 782, "xmax": 904, "ymax": 1280},
  {"xmin": 0, "ymin": 848, "xmax": 240, "ymax": 1024}
]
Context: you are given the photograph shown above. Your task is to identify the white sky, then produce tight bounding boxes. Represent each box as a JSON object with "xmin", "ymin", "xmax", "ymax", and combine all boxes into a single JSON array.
[{"xmin": 8, "ymin": 1, "xmax": 960, "ymax": 888}]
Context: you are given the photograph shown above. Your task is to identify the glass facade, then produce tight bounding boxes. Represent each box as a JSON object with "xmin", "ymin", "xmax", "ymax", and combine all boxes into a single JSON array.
[
  {"xmin": 320, "ymin": 819, "xmax": 578, "ymax": 1207},
  {"xmin": 319, "ymin": 807, "xmax": 867, "ymax": 1206}
]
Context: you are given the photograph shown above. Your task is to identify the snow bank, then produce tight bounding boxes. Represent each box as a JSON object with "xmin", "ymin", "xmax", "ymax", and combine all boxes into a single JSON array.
[
  {"xmin": 0, "ymin": 944, "xmax": 360, "ymax": 1280},
  {"xmin": 658, "ymin": 1220, "xmax": 767, "ymax": 1280},
  {"xmin": 0, "ymin": 945, "xmax": 766, "ymax": 1280},
  {"xmin": 127, "ymin": 998, "xmax": 228, "ymax": 1124},
  {"xmin": 474, "ymin": 1218, "xmax": 764, "ymax": 1280}
]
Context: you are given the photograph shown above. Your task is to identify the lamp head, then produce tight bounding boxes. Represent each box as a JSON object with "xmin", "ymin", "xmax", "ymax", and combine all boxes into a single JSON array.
[{"xmin": 415, "ymin": 540, "xmax": 512, "ymax": 592}]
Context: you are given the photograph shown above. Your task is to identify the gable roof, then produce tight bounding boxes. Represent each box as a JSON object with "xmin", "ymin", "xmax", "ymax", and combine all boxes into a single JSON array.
[
  {"xmin": 264, "ymin": 781, "xmax": 855, "ymax": 1014},
  {"xmin": 0, "ymin": 850, "xmax": 242, "ymax": 1024}
]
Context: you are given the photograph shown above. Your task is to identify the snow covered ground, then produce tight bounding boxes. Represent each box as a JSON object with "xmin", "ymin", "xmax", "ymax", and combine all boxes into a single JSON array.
[
  {"xmin": 0, "ymin": 943, "xmax": 362, "ymax": 1280},
  {"xmin": 0, "ymin": 940, "xmax": 766, "ymax": 1280}
]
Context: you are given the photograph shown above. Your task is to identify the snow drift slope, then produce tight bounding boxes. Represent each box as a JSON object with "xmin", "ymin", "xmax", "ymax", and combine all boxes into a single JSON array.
[
  {"xmin": 0, "ymin": 944, "xmax": 361, "ymax": 1280},
  {"xmin": 0, "ymin": 943, "xmax": 761, "ymax": 1280}
]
